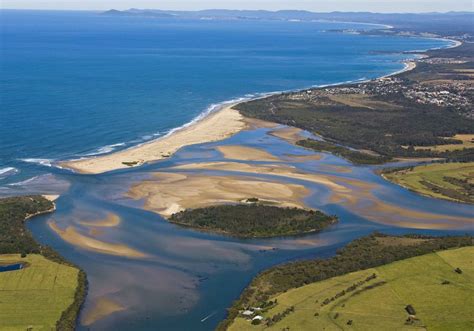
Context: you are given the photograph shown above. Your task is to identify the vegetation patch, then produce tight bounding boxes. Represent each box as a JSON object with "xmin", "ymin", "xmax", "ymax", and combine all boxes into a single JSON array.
[
  {"xmin": 217, "ymin": 233, "xmax": 473, "ymax": 330},
  {"xmin": 227, "ymin": 246, "xmax": 474, "ymax": 330},
  {"xmin": 297, "ymin": 139, "xmax": 391, "ymax": 164},
  {"xmin": 0, "ymin": 195, "xmax": 87, "ymax": 330},
  {"xmin": 383, "ymin": 162, "xmax": 474, "ymax": 204},
  {"xmin": 169, "ymin": 204, "xmax": 337, "ymax": 238},
  {"xmin": 0, "ymin": 254, "xmax": 80, "ymax": 330}
]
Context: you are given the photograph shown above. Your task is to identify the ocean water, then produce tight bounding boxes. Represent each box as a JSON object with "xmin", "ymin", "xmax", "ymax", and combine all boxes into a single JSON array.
[{"xmin": 0, "ymin": 10, "xmax": 451, "ymax": 188}]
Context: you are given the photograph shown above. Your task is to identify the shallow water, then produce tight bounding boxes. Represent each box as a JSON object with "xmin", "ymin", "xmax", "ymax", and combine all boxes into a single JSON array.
[{"xmin": 25, "ymin": 126, "xmax": 473, "ymax": 330}]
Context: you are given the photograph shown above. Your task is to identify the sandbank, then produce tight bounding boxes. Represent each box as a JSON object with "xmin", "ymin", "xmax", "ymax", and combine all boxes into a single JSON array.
[
  {"xmin": 127, "ymin": 172, "xmax": 310, "ymax": 218},
  {"xmin": 79, "ymin": 213, "xmax": 121, "ymax": 227},
  {"xmin": 59, "ymin": 105, "xmax": 247, "ymax": 174},
  {"xmin": 216, "ymin": 145, "xmax": 281, "ymax": 162},
  {"xmin": 171, "ymin": 161, "xmax": 351, "ymax": 193},
  {"xmin": 81, "ymin": 297, "xmax": 126, "ymax": 326},
  {"xmin": 48, "ymin": 221, "xmax": 147, "ymax": 258},
  {"xmin": 269, "ymin": 126, "xmax": 306, "ymax": 144},
  {"xmin": 169, "ymin": 161, "xmax": 472, "ymax": 230}
]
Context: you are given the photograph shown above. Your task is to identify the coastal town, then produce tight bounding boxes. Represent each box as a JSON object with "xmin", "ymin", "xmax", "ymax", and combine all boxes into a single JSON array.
[{"xmin": 287, "ymin": 55, "xmax": 473, "ymax": 118}]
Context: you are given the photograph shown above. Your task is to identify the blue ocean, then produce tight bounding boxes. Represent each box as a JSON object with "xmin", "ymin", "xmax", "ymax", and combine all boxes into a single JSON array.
[{"xmin": 0, "ymin": 10, "xmax": 451, "ymax": 188}]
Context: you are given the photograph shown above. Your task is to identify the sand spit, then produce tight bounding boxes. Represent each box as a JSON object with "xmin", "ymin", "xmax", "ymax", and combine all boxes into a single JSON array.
[
  {"xmin": 127, "ymin": 172, "xmax": 310, "ymax": 218},
  {"xmin": 48, "ymin": 221, "xmax": 147, "ymax": 258},
  {"xmin": 79, "ymin": 213, "xmax": 121, "ymax": 228},
  {"xmin": 81, "ymin": 297, "xmax": 126, "ymax": 326},
  {"xmin": 269, "ymin": 126, "xmax": 306, "ymax": 144},
  {"xmin": 216, "ymin": 145, "xmax": 281, "ymax": 162},
  {"xmin": 60, "ymin": 105, "xmax": 247, "ymax": 174}
]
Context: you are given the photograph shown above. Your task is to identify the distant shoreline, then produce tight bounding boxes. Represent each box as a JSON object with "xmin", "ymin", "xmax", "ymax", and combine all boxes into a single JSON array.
[{"xmin": 58, "ymin": 35, "xmax": 459, "ymax": 175}]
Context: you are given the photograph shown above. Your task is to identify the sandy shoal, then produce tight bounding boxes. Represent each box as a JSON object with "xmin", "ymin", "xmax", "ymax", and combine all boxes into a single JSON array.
[
  {"xmin": 269, "ymin": 126, "xmax": 306, "ymax": 144},
  {"xmin": 59, "ymin": 105, "xmax": 247, "ymax": 174},
  {"xmin": 169, "ymin": 161, "xmax": 473, "ymax": 230},
  {"xmin": 216, "ymin": 145, "xmax": 281, "ymax": 162},
  {"xmin": 171, "ymin": 161, "xmax": 352, "ymax": 193},
  {"xmin": 79, "ymin": 213, "xmax": 121, "ymax": 227},
  {"xmin": 127, "ymin": 172, "xmax": 310, "ymax": 218},
  {"xmin": 81, "ymin": 297, "xmax": 126, "ymax": 326},
  {"xmin": 48, "ymin": 221, "xmax": 147, "ymax": 258}
]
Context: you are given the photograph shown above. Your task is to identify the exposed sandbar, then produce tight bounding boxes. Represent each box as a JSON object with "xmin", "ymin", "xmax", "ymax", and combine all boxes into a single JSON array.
[
  {"xmin": 59, "ymin": 105, "xmax": 247, "ymax": 174},
  {"xmin": 169, "ymin": 161, "xmax": 472, "ymax": 230},
  {"xmin": 269, "ymin": 126, "xmax": 306, "ymax": 144},
  {"xmin": 171, "ymin": 161, "xmax": 351, "ymax": 193},
  {"xmin": 127, "ymin": 172, "xmax": 310, "ymax": 218},
  {"xmin": 48, "ymin": 221, "xmax": 147, "ymax": 258},
  {"xmin": 216, "ymin": 145, "xmax": 281, "ymax": 162}
]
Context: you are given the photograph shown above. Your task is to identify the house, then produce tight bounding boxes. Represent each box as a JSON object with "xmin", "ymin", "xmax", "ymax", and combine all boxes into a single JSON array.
[
  {"xmin": 252, "ymin": 315, "xmax": 264, "ymax": 321},
  {"xmin": 242, "ymin": 310, "xmax": 254, "ymax": 316}
]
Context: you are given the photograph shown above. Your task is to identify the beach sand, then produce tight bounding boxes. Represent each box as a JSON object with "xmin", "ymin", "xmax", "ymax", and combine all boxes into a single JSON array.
[
  {"xmin": 59, "ymin": 105, "xmax": 248, "ymax": 174},
  {"xmin": 127, "ymin": 172, "xmax": 310, "ymax": 218}
]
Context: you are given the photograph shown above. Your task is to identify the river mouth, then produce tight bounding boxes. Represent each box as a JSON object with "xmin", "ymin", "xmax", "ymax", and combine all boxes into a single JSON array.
[{"xmin": 21, "ymin": 124, "xmax": 473, "ymax": 331}]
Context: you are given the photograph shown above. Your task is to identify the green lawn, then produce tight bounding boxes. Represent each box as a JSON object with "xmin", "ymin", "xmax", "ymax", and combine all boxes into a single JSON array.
[
  {"xmin": 384, "ymin": 162, "xmax": 474, "ymax": 204},
  {"xmin": 0, "ymin": 254, "xmax": 79, "ymax": 331},
  {"xmin": 229, "ymin": 246, "xmax": 474, "ymax": 331}
]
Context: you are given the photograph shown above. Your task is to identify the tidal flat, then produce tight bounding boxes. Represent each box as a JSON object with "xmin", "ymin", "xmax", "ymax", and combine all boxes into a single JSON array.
[{"xmin": 23, "ymin": 124, "xmax": 474, "ymax": 330}]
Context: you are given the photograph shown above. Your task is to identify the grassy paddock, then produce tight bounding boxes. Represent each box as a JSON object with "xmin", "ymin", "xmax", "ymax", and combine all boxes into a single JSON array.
[
  {"xmin": 0, "ymin": 254, "xmax": 79, "ymax": 330},
  {"xmin": 383, "ymin": 162, "xmax": 474, "ymax": 203},
  {"xmin": 229, "ymin": 246, "xmax": 474, "ymax": 331}
]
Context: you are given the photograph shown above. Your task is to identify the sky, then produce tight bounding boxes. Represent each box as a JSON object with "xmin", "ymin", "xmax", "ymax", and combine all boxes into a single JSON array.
[{"xmin": 2, "ymin": 0, "xmax": 473, "ymax": 12}]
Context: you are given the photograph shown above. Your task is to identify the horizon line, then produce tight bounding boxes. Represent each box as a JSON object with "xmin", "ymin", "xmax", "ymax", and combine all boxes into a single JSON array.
[{"xmin": 1, "ymin": 8, "xmax": 474, "ymax": 14}]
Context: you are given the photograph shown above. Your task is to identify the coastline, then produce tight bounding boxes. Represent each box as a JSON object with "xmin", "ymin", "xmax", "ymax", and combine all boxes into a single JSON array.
[
  {"xmin": 58, "ymin": 36, "xmax": 460, "ymax": 176},
  {"xmin": 59, "ymin": 104, "xmax": 248, "ymax": 174}
]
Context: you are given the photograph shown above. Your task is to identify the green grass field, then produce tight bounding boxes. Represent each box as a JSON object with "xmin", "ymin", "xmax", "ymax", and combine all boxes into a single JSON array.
[
  {"xmin": 0, "ymin": 254, "xmax": 79, "ymax": 331},
  {"xmin": 384, "ymin": 162, "xmax": 474, "ymax": 204},
  {"xmin": 228, "ymin": 246, "xmax": 474, "ymax": 331}
]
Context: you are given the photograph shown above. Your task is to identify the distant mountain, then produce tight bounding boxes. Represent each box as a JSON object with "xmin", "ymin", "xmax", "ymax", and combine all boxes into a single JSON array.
[{"xmin": 101, "ymin": 9, "xmax": 474, "ymax": 38}]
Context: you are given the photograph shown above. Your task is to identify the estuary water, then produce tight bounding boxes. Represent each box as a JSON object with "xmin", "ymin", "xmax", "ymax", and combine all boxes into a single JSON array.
[{"xmin": 1, "ymin": 10, "xmax": 471, "ymax": 331}]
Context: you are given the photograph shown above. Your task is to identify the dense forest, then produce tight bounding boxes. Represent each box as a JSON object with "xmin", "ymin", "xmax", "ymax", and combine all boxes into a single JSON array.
[
  {"xmin": 169, "ymin": 204, "xmax": 337, "ymax": 238},
  {"xmin": 0, "ymin": 196, "xmax": 87, "ymax": 330},
  {"xmin": 217, "ymin": 233, "xmax": 473, "ymax": 330},
  {"xmin": 297, "ymin": 139, "xmax": 391, "ymax": 164}
]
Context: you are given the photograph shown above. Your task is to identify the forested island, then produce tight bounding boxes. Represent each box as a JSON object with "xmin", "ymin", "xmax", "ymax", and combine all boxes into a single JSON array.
[
  {"xmin": 219, "ymin": 233, "xmax": 473, "ymax": 330},
  {"xmin": 169, "ymin": 204, "xmax": 337, "ymax": 238},
  {"xmin": 0, "ymin": 196, "xmax": 87, "ymax": 330}
]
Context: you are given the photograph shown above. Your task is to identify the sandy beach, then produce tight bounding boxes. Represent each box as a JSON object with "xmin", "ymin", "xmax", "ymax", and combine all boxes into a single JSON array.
[{"xmin": 60, "ymin": 105, "xmax": 248, "ymax": 174}]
